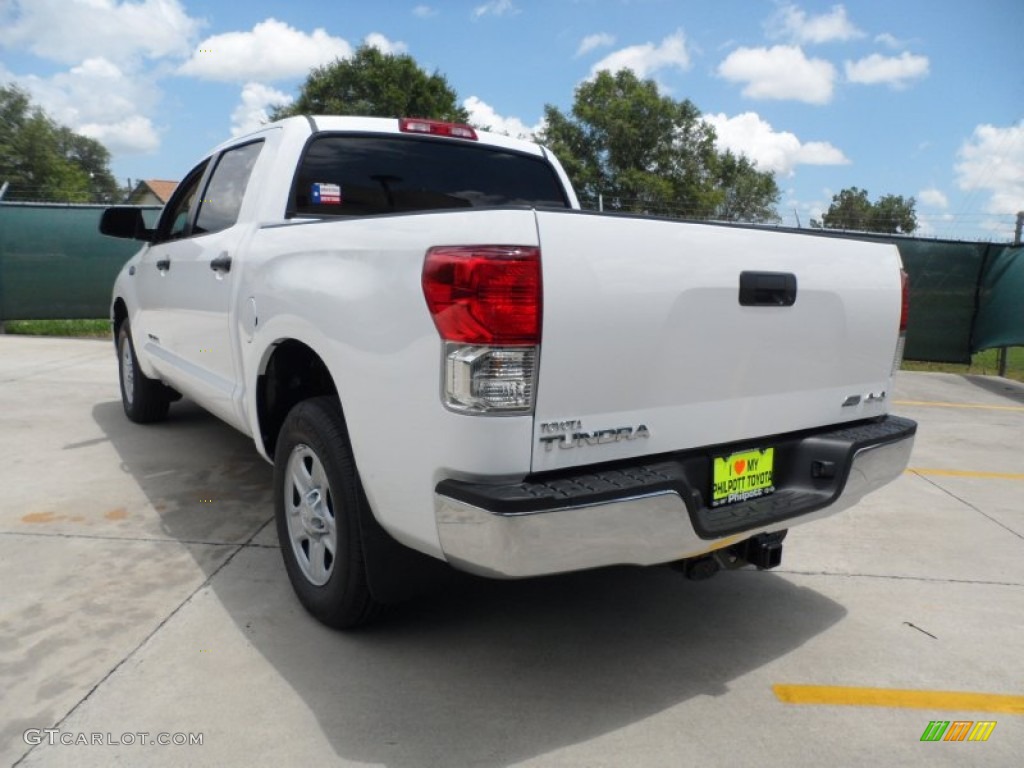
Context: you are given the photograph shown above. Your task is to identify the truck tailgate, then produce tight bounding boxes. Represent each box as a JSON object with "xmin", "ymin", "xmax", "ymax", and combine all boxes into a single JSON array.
[{"xmin": 532, "ymin": 210, "xmax": 903, "ymax": 473}]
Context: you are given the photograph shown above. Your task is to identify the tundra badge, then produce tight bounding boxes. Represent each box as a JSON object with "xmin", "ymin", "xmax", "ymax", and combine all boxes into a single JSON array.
[{"xmin": 539, "ymin": 423, "xmax": 650, "ymax": 451}]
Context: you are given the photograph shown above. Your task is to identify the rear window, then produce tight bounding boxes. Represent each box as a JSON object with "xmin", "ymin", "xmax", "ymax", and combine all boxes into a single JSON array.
[{"xmin": 289, "ymin": 134, "xmax": 569, "ymax": 217}]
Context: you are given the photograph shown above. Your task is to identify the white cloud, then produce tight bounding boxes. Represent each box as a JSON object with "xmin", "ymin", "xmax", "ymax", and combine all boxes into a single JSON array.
[
  {"xmin": 230, "ymin": 82, "xmax": 293, "ymax": 137},
  {"xmin": 0, "ymin": 0, "xmax": 200, "ymax": 64},
  {"xmin": 845, "ymin": 52, "xmax": 929, "ymax": 89},
  {"xmin": 412, "ymin": 5, "xmax": 437, "ymax": 18},
  {"xmin": 463, "ymin": 96, "xmax": 542, "ymax": 139},
  {"xmin": 78, "ymin": 115, "xmax": 160, "ymax": 154},
  {"xmin": 6, "ymin": 57, "xmax": 162, "ymax": 154},
  {"xmin": 918, "ymin": 188, "xmax": 949, "ymax": 209},
  {"xmin": 703, "ymin": 112, "xmax": 850, "ymax": 176},
  {"xmin": 178, "ymin": 18, "xmax": 351, "ymax": 82},
  {"xmin": 875, "ymin": 33, "xmax": 906, "ymax": 50},
  {"xmin": 591, "ymin": 30, "xmax": 690, "ymax": 79},
  {"xmin": 955, "ymin": 121, "xmax": 1024, "ymax": 215},
  {"xmin": 767, "ymin": 4, "xmax": 863, "ymax": 44},
  {"xmin": 576, "ymin": 33, "xmax": 615, "ymax": 57},
  {"xmin": 718, "ymin": 45, "xmax": 836, "ymax": 104},
  {"xmin": 364, "ymin": 33, "xmax": 408, "ymax": 55},
  {"xmin": 472, "ymin": 0, "xmax": 518, "ymax": 19}
]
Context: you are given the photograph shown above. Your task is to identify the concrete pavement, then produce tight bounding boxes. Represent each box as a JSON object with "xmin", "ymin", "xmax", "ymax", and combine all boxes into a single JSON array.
[{"xmin": 1, "ymin": 336, "xmax": 1021, "ymax": 767}]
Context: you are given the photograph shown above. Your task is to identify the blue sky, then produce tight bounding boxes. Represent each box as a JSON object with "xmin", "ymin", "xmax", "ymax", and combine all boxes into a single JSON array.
[{"xmin": 1, "ymin": 0, "xmax": 1021, "ymax": 240}]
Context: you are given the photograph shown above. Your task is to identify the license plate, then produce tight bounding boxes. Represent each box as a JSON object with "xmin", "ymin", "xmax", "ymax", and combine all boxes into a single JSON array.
[{"xmin": 711, "ymin": 448, "xmax": 775, "ymax": 508}]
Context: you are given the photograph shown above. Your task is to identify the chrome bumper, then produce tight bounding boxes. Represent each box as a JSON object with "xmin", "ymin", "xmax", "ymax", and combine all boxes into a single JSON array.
[{"xmin": 436, "ymin": 425, "xmax": 915, "ymax": 579}]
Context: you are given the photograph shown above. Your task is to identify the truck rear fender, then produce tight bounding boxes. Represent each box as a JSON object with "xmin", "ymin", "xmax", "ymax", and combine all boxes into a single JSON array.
[{"xmin": 241, "ymin": 210, "xmax": 542, "ymax": 558}]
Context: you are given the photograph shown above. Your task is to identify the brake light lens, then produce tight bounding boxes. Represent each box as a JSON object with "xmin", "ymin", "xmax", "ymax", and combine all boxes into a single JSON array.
[
  {"xmin": 423, "ymin": 245, "xmax": 541, "ymax": 413},
  {"xmin": 423, "ymin": 246, "xmax": 541, "ymax": 345},
  {"xmin": 899, "ymin": 269, "xmax": 910, "ymax": 333},
  {"xmin": 399, "ymin": 118, "xmax": 478, "ymax": 141}
]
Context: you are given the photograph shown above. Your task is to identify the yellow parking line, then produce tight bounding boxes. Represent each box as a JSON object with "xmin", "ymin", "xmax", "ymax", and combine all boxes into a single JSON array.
[
  {"xmin": 773, "ymin": 685, "xmax": 1024, "ymax": 714},
  {"xmin": 893, "ymin": 399, "xmax": 1024, "ymax": 412},
  {"xmin": 906, "ymin": 468, "xmax": 1024, "ymax": 481}
]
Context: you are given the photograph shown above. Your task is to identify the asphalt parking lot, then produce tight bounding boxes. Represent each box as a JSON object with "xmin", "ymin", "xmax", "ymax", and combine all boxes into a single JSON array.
[{"xmin": 1, "ymin": 335, "xmax": 1021, "ymax": 767}]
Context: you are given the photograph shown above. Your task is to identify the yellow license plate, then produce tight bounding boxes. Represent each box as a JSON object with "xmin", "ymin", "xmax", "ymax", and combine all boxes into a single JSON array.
[{"xmin": 711, "ymin": 448, "xmax": 775, "ymax": 508}]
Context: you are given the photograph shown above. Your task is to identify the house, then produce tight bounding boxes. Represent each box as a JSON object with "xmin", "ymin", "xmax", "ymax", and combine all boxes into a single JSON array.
[{"xmin": 127, "ymin": 179, "xmax": 178, "ymax": 206}]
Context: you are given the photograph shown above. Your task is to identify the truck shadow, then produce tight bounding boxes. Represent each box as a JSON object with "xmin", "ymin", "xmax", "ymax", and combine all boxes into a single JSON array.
[
  {"xmin": 93, "ymin": 398, "xmax": 846, "ymax": 767},
  {"xmin": 960, "ymin": 373, "xmax": 1024, "ymax": 403}
]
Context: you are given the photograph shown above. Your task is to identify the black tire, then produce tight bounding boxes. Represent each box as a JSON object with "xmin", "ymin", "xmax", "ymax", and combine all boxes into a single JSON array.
[
  {"xmin": 273, "ymin": 396, "xmax": 381, "ymax": 629},
  {"xmin": 117, "ymin": 319, "xmax": 171, "ymax": 423}
]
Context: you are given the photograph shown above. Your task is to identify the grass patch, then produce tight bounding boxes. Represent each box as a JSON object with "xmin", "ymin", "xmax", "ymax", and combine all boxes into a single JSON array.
[
  {"xmin": 903, "ymin": 347, "xmax": 1024, "ymax": 383},
  {"xmin": 3, "ymin": 319, "xmax": 111, "ymax": 339}
]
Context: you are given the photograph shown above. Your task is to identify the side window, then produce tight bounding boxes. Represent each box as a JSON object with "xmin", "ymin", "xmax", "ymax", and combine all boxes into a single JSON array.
[
  {"xmin": 155, "ymin": 161, "xmax": 208, "ymax": 243},
  {"xmin": 194, "ymin": 141, "xmax": 264, "ymax": 235}
]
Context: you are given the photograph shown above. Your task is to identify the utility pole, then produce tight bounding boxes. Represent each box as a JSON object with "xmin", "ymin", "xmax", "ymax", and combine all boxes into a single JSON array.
[{"xmin": 997, "ymin": 211, "xmax": 1024, "ymax": 377}]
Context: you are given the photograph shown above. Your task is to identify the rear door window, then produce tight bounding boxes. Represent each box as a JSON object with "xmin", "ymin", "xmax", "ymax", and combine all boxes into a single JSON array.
[{"xmin": 290, "ymin": 135, "xmax": 568, "ymax": 217}]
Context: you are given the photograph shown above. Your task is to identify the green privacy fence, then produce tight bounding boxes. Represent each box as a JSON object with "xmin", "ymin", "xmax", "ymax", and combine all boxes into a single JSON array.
[
  {"xmin": 0, "ymin": 203, "xmax": 160, "ymax": 322},
  {"xmin": 0, "ymin": 202, "xmax": 1021, "ymax": 363},
  {"xmin": 799, "ymin": 230, "xmax": 1022, "ymax": 363},
  {"xmin": 973, "ymin": 245, "xmax": 1024, "ymax": 352},
  {"xmin": 888, "ymin": 239, "xmax": 986, "ymax": 363}
]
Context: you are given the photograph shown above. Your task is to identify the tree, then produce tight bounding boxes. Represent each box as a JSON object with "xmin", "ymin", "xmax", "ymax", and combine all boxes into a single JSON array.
[
  {"xmin": 272, "ymin": 45, "xmax": 469, "ymax": 123},
  {"xmin": 537, "ymin": 70, "xmax": 780, "ymax": 223},
  {"xmin": 714, "ymin": 150, "xmax": 782, "ymax": 223},
  {"xmin": 55, "ymin": 126, "xmax": 120, "ymax": 201},
  {"xmin": 871, "ymin": 193, "xmax": 918, "ymax": 234},
  {"xmin": 817, "ymin": 186, "xmax": 917, "ymax": 234},
  {"xmin": 0, "ymin": 84, "xmax": 120, "ymax": 202}
]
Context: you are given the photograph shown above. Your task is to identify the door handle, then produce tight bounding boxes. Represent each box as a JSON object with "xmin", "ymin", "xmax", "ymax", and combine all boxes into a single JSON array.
[
  {"xmin": 155, "ymin": 257, "xmax": 170, "ymax": 271},
  {"xmin": 210, "ymin": 253, "xmax": 232, "ymax": 273},
  {"xmin": 739, "ymin": 271, "xmax": 797, "ymax": 307}
]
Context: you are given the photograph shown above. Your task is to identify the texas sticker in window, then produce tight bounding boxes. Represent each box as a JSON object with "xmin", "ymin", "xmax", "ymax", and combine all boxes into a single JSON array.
[{"xmin": 311, "ymin": 183, "xmax": 342, "ymax": 205}]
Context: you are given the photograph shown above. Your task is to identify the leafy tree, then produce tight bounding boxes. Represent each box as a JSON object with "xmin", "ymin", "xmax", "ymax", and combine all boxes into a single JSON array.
[
  {"xmin": 870, "ymin": 193, "xmax": 918, "ymax": 234},
  {"xmin": 537, "ymin": 70, "xmax": 780, "ymax": 222},
  {"xmin": 55, "ymin": 126, "xmax": 121, "ymax": 201},
  {"xmin": 714, "ymin": 150, "xmax": 781, "ymax": 223},
  {"xmin": 0, "ymin": 84, "xmax": 119, "ymax": 202},
  {"xmin": 817, "ymin": 186, "xmax": 917, "ymax": 234},
  {"xmin": 272, "ymin": 45, "xmax": 469, "ymax": 123}
]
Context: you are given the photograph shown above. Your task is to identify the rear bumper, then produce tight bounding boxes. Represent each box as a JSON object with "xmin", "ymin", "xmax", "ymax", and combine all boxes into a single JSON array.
[{"xmin": 435, "ymin": 415, "xmax": 916, "ymax": 578}]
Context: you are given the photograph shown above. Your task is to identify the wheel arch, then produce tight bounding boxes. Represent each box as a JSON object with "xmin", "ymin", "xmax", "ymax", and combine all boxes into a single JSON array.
[
  {"xmin": 255, "ymin": 338, "xmax": 339, "ymax": 461},
  {"xmin": 254, "ymin": 336, "xmax": 452, "ymax": 604},
  {"xmin": 112, "ymin": 297, "xmax": 128, "ymax": 342}
]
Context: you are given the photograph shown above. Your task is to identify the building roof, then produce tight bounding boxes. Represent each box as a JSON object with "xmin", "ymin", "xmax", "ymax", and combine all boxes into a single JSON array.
[{"xmin": 129, "ymin": 179, "xmax": 178, "ymax": 204}]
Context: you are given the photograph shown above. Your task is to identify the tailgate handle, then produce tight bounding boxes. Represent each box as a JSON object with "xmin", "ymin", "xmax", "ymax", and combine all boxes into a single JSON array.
[{"xmin": 739, "ymin": 271, "xmax": 797, "ymax": 307}]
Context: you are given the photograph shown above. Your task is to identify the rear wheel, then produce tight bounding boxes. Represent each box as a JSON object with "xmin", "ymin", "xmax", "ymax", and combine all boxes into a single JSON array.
[
  {"xmin": 273, "ymin": 396, "xmax": 381, "ymax": 629},
  {"xmin": 117, "ymin": 320, "xmax": 171, "ymax": 423}
]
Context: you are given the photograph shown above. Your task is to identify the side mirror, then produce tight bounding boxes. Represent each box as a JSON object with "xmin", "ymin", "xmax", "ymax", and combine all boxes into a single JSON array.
[{"xmin": 99, "ymin": 207, "xmax": 154, "ymax": 241}]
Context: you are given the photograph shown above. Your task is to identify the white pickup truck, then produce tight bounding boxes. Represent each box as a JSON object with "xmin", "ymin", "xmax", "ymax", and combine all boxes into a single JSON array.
[{"xmin": 101, "ymin": 115, "xmax": 916, "ymax": 627}]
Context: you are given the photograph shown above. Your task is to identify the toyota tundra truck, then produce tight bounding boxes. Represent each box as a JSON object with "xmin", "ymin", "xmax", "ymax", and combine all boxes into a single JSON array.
[{"xmin": 100, "ymin": 115, "xmax": 916, "ymax": 628}]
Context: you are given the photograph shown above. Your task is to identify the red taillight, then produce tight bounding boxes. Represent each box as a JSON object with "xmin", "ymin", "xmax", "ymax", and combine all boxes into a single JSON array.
[
  {"xmin": 399, "ymin": 117, "xmax": 478, "ymax": 140},
  {"xmin": 422, "ymin": 246, "xmax": 541, "ymax": 345},
  {"xmin": 899, "ymin": 269, "xmax": 910, "ymax": 332}
]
